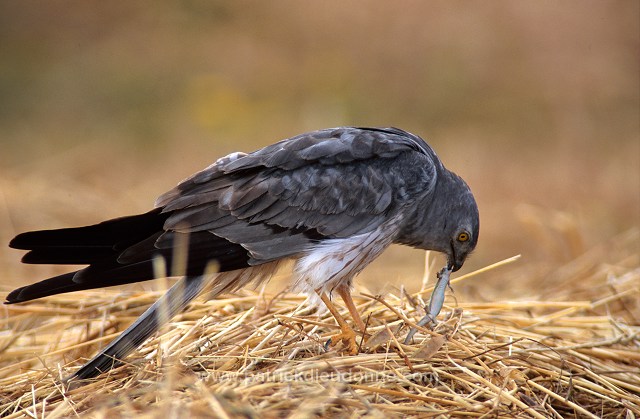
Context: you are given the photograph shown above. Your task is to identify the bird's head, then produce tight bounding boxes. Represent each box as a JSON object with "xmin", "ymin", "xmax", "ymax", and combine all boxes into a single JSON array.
[
  {"xmin": 446, "ymin": 207, "xmax": 479, "ymax": 272},
  {"xmin": 442, "ymin": 176, "xmax": 479, "ymax": 272},
  {"xmin": 398, "ymin": 170, "xmax": 479, "ymax": 272}
]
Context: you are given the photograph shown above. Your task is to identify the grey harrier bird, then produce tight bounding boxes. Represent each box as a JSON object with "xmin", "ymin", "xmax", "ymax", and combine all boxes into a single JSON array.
[{"xmin": 6, "ymin": 127, "xmax": 479, "ymax": 383}]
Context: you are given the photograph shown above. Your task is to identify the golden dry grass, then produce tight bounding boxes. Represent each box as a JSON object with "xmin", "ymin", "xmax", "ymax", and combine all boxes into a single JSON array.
[{"xmin": 1, "ymin": 231, "xmax": 638, "ymax": 418}]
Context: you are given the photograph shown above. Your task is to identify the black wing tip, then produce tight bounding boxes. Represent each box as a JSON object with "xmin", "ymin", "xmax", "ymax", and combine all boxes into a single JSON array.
[
  {"xmin": 9, "ymin": 232, "xmax": 32, "ymax": 250},
  {"xmin": 19, "ymin": 250, "xmax": 52, "ymax": 264},
  {"xmin": 19, "ymin": 251, "xmax": 42, "ymax": 264},
  {"xmin": 5, "ymin": 286, "xmax": 27, "ymax": 304},
  {"xmin": 9, "ymin": 229, "xmax": 58, "ymax": 250}
]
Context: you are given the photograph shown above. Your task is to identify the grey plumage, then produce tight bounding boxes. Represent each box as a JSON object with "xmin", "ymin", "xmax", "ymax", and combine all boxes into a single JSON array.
[{"xmin": 7, "ymin": 126, "xmax": 479, "ymax": 383}]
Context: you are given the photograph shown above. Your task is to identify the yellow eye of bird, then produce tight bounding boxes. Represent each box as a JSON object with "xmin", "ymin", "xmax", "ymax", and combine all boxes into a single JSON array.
[{"xmin": 457, "ymin": 232, "xmax": 470, "ymax": 242}]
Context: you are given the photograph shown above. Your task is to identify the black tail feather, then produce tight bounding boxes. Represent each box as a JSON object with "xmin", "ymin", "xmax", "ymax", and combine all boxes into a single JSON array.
[
  {"xmin": 20, "ymin": 247, "xmax": 116, "ymax": 265},
  {"xmin": 10, "ymin": 209, "xmax": 168, "ymax": 264},
  {"xmin": 6, "ymin": 209, "xmax": 251, "ymax": 304},
  {"xmin": 6, "ymin": 264, "xmax": 159, "ymax": 304},
  {"xmin": 6, "ymin": 272, "xmax": 81, "ymax": 304}
]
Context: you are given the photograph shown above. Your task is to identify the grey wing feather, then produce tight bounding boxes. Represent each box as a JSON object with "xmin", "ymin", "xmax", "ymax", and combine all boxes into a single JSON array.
[{"xmin": 156, "ymin": 127, "xmax": 440, "ymax": 264}]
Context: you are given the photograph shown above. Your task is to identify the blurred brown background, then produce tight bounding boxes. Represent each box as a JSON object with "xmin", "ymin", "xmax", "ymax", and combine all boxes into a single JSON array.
[{"xmin": 1, "ymin": 1, "xmax": 638, "ymax": 301}]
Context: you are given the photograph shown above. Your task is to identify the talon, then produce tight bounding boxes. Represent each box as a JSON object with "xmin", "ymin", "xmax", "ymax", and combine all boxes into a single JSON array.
[{"xmin": 324, "ymin": 337, "xmax": 333, "ymax": 351}]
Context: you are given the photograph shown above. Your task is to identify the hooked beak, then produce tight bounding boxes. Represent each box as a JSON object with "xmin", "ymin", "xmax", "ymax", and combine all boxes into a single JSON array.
[{"xmin": 448, "ymin": 243, "xmax": 465, "ymax": 272}]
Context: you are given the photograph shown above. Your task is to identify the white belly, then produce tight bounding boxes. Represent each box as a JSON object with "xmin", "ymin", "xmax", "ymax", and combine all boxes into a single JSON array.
[{"xmin": 293, "ymin": 226, "xmax": 394, "ymax": 296}]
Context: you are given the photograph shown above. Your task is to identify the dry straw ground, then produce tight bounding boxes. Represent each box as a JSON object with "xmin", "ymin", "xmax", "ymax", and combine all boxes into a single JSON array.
[{"xmin": 1, "ymin": 230, "xmax": 638, "ymax": 418}]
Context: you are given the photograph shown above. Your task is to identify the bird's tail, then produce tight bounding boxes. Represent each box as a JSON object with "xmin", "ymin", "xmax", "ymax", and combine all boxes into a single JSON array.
[
  {"xmin": 66, "ymin": 274, "xmax": 209, "ymax": 385},
  {"xmin": 9, "ymin": 209, "xmax": 166, "ymax": 265},
  {"xmin": 6, "ymin": 208, "xmax": 252, "ymax": 305},
  {"xmin": 6, "ymin": 209, "xmax": 169, "ymax": 304}
]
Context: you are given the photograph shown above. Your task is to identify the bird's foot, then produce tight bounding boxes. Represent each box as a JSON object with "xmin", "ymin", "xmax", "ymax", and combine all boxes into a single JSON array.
[
  {"xmin": 316, "ymin": 289, "xmax": 362, "ymax": 355},
  {"xmin": 325, "ymin": 324, "xmax": 359, "ymax": 355}
]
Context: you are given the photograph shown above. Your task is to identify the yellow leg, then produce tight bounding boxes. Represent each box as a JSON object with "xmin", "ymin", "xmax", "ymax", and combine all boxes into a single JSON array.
[
  {"xmin": 317, "ymin": 290, "xmax": 359, "ymax": 355},
  {"xmin": 336, "ymin": 285, "xmax": 366, "ymax": 332}
]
